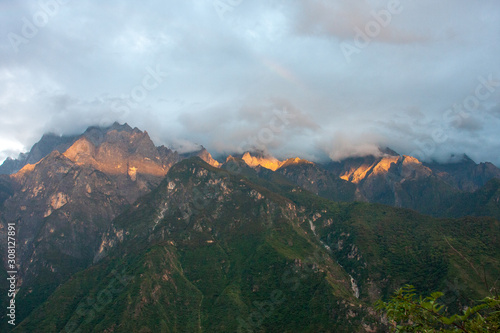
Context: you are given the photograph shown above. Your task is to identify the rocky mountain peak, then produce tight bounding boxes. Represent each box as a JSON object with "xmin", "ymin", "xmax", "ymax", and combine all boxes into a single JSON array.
[
  {"xmin": 379, "ymin": 146, "xmax": 400, "ymax": 157},
  {"xmin": 423, "ymin": 153, "xmax": 500, "ymax": 191},
  {"xmin": 62, "ymin": 137, "xmax": 96, "ymax": 163},
  {"xmin": 9, "ymin": 124, "xmax": 178, "ymax": 181},
  {"xmin": 280, "ymin": 156, "xmax": 314, "ymax": 168},
  {"xmin": 240, "ymin": 152, "xmax": 313, "ymax": 171},
  {"xmin": 194, "ymin": 147, "xmax": 221, "ymax": 168},
  {"xmin": 179, "ymin": 146, "xmax": 221, "ymax": 168},
  {"xmin": 0, "ymin": 133, "xmax": 78, "ymax": 175},
  {"xmin": 2, "ymin": 124, "xmax": 500, "ymax": 331},
  {"xmin": 369, "ymin": 155, "xmax": 401, "ymax": 177},
  {"xmin": 241, "ymin": 152, "xmax": 283, "ymax": 171}
]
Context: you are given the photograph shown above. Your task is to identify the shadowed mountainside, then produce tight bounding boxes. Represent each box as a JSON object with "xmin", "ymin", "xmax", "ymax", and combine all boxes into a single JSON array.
[
  {"xmin": 1, "ymin": 124, "xmax": 499, "ymax": 331},
  {"xmin": 14, "ymin": 157, "xmax": 500, "ymax": 332}
]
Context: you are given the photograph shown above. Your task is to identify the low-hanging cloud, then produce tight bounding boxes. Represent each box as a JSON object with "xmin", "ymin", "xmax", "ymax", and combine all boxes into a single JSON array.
[{"xmin": 0, "ymin": 0, "xmax": 499, "ymax": 166}]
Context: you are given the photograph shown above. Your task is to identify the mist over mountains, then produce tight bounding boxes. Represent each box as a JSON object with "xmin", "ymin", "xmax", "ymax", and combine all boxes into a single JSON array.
[
  {"xmin": 1, "ymin": 1, "xmax": 500, "ymax": 331},
  {"xmin": 1, "ymin": 1, "xmax": 500, "ymax": 167},
  {"xmin": 0, "ymin": 122, "xmax": 499, "ymax": 332},
  {"xmin": 0, "ymin": 122, "xmax": 499, "ymax": 331},
  {"xmin": 2, "ymin": 122, "xmax": 500, "ymax": 218}
]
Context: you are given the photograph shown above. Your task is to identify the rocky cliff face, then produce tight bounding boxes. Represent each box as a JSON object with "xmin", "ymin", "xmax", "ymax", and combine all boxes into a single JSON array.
[
  {"xmin": 323, "ymin": 152, "xmax": 500, "ymax": 212},
  {"xmin": 239, "ymin": 150, "xmax": 500, "ymax": 216},
  {"xmin": 0, "ymin": 123, "xmax": 220, "ymax": 324},
  {"xmin": 179, "ymin": 147, "xmax": 221, "ymax": 168},
  {"xmin": 1, "ymin": 125, "xmax": 500, "ymax": 329},
  {"xmin": 16, "ymin": 157, "xmax": 377, "ymax": 332},
  {"xmin": 326, "ymin": 154, "xmax": 437, "ymax": 205},
  {"xmin": 0, "ymin": 133, "xmax": 79, "ymax": 175},
  {"xmin": 239, "ymin": 151, "xmax": 443, "ymax": 207},
  {"xmin": 424, "ymin": 154, "xmax": 500, "ymax": 191},
  {"xmin": 12, "ymin": 157, "xmax": 500, "ymax": 332}
]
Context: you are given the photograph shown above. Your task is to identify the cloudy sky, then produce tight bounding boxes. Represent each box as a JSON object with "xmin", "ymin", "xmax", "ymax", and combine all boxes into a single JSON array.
[{"xmin": 1, "ymin": 0, "xmax": 499, "ymax": 165}]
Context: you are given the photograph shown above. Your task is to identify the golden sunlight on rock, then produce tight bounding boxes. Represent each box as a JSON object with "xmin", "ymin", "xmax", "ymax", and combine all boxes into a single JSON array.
[
  {"xmin": 242, "ymin": 153, "xmax": 313, "ymax": 171},
  {"xmin": 128, "ymin": 166, "xmax": 138, "ymax": 181},
  {"xmin": 50, "ymin": 192, "xmax": 68, "ymax": 210},
  {"xmin": 11, "ymin": 163, "xmax": 37, "ymax": 180},
  {"xmin": 371, "ymin": 156, "xmax": 400, "ymax": 176},
  {"xmin": 280, "ymin": 157, "xmax": 314, "ymax": 168},
  {"xmin": 203, "ymin": 155, "xmax": 221, "ymax": 168},
  {"xmin": 340, "ymin": 156, "xmax": 400, "ymax": 184},
  {"xmin": 195, "ymin": 149, "xmax": 221, "ymax": 168},
  {"xmin": 340, "ymin": 164, "xmax": 375, "ymax": 184},
  {"xmin": 242, "ymin": 152, "xmax": 283, "ymax": 171},
  {"xmin": 62, "ymin": 133, "xmax": 169, "ymax": 177},
  {"xmin": 63, "ymin": 137, "xmax": 96, "ymax": 163},
  {"xmin": 402, "ymin": 155, "xmax": 422, "ymax": 166},
  {"xmin": 401, "ymin": 155, "xmax": 432, "ymax": 178}
]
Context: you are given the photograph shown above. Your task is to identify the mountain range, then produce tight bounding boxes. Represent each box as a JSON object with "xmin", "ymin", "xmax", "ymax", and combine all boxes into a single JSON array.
[{"xmin": 1, "ymin": 123, "xmax": 499, "ymax": 332}]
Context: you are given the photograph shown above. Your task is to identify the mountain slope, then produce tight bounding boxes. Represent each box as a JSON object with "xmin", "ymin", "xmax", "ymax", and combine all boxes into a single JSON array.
[
  {"xmin": 219, "ymin": 157, "xmax": 500, "ymax": 303},
  {"xmin": 0, "ymin": 133, "xmax": 79, "ymax": 175},
  {"xmin": 444, "ymin": 178, "xmax": 500, "ymax": 221},
  {"xmin": 238, "ymin": 150, "xmax": 500, "ymax": 220},
  {"xmin": 0, "ymin": 124, "xmax": 221, "ymax": 329},
  {"xmin": 2, "ymin": 126, "xmax": 500, "ymax": 331},
  {"xmin": 424, "ymin": 154, "xmax": 500, "ymax": 191},
  {"xmin": 15, "ymin": 158, "xmax": 500, "ymax": 332},
  {"xmin": 0, "ymin": 124, "xmax": 176, "ymax": 327},
  {"xmin": 16, "ymin": 158, "xmax": 373, "ymax": 332}
]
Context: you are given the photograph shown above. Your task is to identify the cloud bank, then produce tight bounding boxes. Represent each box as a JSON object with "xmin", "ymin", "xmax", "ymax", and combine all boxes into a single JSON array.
[{"xmin": 1, "ymin": 0, "xmax": 499, "ymax": 165}]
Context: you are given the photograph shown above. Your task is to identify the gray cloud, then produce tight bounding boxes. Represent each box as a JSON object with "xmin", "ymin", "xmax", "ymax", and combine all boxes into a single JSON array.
[
  {"xmin": 453, "ymin": 117, "xmax": 483, "ymax": 132},
  {"xmin": 1, "ymin": 0, "xmax": 499, "ymax": 166},
  {"xmin": 294, "ymin": 0, "xmax": 426, "ymax": 44}
]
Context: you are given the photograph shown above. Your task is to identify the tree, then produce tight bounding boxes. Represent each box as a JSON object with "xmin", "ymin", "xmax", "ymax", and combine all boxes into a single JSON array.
[{"xmin": 375, "ymin": 285, "xmax": 500, "ymax": 332}]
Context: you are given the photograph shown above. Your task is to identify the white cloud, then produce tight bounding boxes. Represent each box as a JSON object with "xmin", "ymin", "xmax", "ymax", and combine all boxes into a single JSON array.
[{"xmin": 0, "ymin": 0, "xmax": 499, "ymax": 166}]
